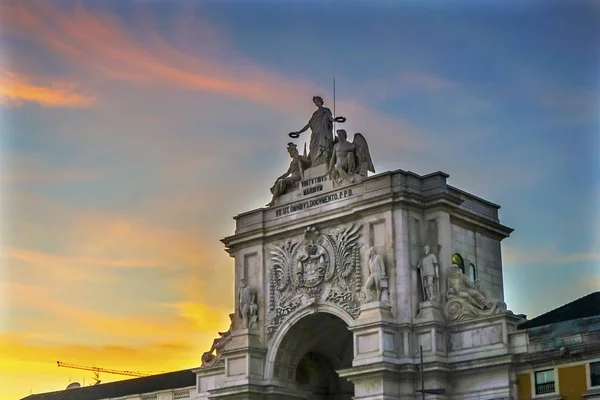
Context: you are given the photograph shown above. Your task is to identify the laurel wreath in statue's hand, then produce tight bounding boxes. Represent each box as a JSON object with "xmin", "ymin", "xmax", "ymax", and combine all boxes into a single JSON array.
[{"xmin": 289, "ymin": 116, "xmax": 346, "ymax": 138}]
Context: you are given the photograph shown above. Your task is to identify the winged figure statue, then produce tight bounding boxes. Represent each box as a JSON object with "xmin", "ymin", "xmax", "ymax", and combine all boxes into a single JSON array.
[{"xmin": 328, "ymin": 129, "xmax": 375, "ymax": 185}]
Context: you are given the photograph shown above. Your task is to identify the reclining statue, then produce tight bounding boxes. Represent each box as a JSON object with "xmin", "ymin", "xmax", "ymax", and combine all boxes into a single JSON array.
[
  {"xmin": 266, "ymin": 142, "xmax": 311, "ymax": 207},
  {"xmin": 445, "ymin": 264, "xmax": 506, "ymax": 322},
  {"xmin": 201, "ymin": 313, "xmax": 235, "ymax": 367}
]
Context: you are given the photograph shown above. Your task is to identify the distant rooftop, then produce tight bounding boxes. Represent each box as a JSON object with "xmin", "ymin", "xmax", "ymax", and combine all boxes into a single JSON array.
[
  {"xmin": 518, "ymin": 291, "xmax": 600, "ymax": 330},
  {"xmin": 21, "ymin": 368, "xmax": 196, "ymax": 400}
]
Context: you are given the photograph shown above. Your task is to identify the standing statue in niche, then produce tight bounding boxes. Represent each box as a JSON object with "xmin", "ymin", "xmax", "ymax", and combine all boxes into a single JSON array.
[
  {"xmin": 365, "ymin": 247, "xmax": 388, "ymax": 302},
  {"xmin": 266, "ymin": 142, "xmax": 311, "ymax": 207},
  {"xmin": 289, "ymin": 96, "xmax": 346, "ymax": 167},
  {"xmin": 328, "ymin": 129, "xmax": 375, "ymax": 185},
  {"xmin": 238, "ymin": 278, "xmax": 259, "ymax": 329},
  {"xmin": 445, "ymin": 264, "xmax": 507, "ymax": 322},
  {"xmin": 414, "ymin": 245, "xmax": 440, "ymax": 302}
]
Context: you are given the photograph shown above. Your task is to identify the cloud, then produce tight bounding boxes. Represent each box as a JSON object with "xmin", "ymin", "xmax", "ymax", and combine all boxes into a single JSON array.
[
  {"xmin": 1, "ymin": 153, "xmax": 104, "ymax": 183},
  {"xmin": 1, "ymin": 247, "xmax": 115, "ymax": 283},
  {"xmin": 580, "ymin": 277, "xmax": 600, "ymax": 291},
  {"xmin": 0, "ymin": 1, "xmax": 307, "ymax": 109},
  {"xmin": 4, "ymin": 246, "xmax": 159, "ymax": 270},
  {"xmin": 351, "ymin": 71, "xmax": 457, "ymax": 102},
  {"xmin": 0, "ymin": 1, "xmax": 426, "ymax": 151},
  {"xmin": 1, "ymin": 170, "xmax": 100, "ymax": 182},
  {"xmin": 4, "ymin": 189, "xmax": 235, "ymax": 310},
  {"xmin": 0, "ymin": 71, "xmax": 95, "ymax": 108},
  {"xmin": 503, "ymin": 245, "xmax": 600, "ymax": 266},
  {"xmin": 398, "ymin": 72, "xmax": 457, "ymax": 91},
  {"xmin": 2, "ymin": 280, "xmax": 231, "ymax": 350}
]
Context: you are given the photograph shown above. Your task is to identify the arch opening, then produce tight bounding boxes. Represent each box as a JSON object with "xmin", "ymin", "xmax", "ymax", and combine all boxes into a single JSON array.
[{"xmin": 272, "ymin": 312, "xmax": 354, "ymax": 399}]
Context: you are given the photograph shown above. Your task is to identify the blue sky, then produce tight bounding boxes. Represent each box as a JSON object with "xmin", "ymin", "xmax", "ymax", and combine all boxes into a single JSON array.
[{"xmin": 0, "ymin": 0, "xmax": 598, "ymax": 397}]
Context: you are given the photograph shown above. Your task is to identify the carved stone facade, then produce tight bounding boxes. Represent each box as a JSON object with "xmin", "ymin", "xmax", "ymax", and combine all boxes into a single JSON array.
[
  {"xmin": 195, "ymin": 97, "xmax": 522, "ymax": 400},
  {"xmin": 195, "ymin": 165, "xmax": 525, "ymax": 400}
]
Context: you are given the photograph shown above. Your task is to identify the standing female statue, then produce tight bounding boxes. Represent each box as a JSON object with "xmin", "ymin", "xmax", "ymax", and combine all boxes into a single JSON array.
[{"xmin": 290, "ymin": 96, "xmax": 344, "ymax": 167}]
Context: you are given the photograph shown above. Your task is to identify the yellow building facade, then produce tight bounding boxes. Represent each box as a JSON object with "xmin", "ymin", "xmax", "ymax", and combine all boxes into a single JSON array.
[
  {"xmin": 517, "ymin": 358, "xmax": 600, "ymax": 399},
  {"xmin": 511, "ymin": 291, "xmax": 600, "ymax": 400}
]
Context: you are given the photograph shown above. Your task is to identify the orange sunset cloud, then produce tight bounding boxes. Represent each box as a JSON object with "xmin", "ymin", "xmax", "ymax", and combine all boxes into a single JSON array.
[
  {"xmin": 0, "ymin": 1, "xmax": 426, "ymax": 152},
  {"xmin": 2, "ymin": 186, "xmax": 235, "ymax": 398},
  {"xmin": 0, "ymin": 72, "xmax": 95, "ymax": 108}
]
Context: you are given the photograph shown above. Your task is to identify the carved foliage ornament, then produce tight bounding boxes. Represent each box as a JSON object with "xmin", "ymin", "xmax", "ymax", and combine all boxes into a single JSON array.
[{"xmin": 266, "ymin": 224, "xmax": 363, "ymax": 337}]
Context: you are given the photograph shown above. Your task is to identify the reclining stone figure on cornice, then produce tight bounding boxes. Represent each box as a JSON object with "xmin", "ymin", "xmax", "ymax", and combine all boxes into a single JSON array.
[
  {"xmin": 445, "ymin": 264, "xmax": 507, "ymax": 322},
  {"xmin": 200, "ymin": 313, "xmax": 234, "ymax": 367},
  {"xmin": 266, "ymin": 142, "xmax": 312, "ymax": 207}
]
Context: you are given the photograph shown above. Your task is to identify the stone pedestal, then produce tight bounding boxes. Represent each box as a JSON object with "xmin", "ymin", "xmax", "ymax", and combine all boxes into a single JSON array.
[
  {"xmin": 352, "ymin": 301, "xmax": 398, "ymax": 365},
  {"xmin": 336, "ymin": 302, "xmax": 404, "ymax": 399},
  {"xmin": 415, "ymin": 300, "xmax": 444, "ymax": 323},
  {"xmin": 212, "ymin": 329, "xmax": 266, "ymax": 398},
  {"xmin": 275, "ymin": 164, "xmax": 331, "ymax": 205},
  {"xmin": 338, "ymin": 363, "xmax": 404, "ymax": 400}
]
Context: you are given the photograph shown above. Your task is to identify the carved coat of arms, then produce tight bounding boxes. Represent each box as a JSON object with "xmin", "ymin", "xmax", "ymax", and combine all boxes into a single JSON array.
[{"xmin": 266, "ymin": 225, "xmax": 363, "ymax": 337}]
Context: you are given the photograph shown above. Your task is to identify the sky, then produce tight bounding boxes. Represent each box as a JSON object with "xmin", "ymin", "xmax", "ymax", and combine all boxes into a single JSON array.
[{"xmin": 0, "ymin": 0, "xmax": 598, "ymax": 398}]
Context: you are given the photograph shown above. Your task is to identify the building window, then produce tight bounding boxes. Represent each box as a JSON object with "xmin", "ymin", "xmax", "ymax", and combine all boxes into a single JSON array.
[
  {"xmin": 591, "ymin": 361, "xmax": 600, "ymax": 387},
  {"xmin": 452, "ymin": 253, "xmax": 465, "ymax": 274},
  {"xmin": 174, "ymin": 389, "xmax": 191, "ymax": 399},
  {"xmin": 534, "ymin": 369, "xmax": 555, "ymax": 395},
  {"xmin": 468, "ymin": 263, "xmax": 477, "ymax": 282}
]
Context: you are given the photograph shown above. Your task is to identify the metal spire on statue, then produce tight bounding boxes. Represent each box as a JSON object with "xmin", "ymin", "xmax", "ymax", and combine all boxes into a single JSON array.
[{"xmin": 333, "ymin": 76, "xmax": 336, "ymax": 135}]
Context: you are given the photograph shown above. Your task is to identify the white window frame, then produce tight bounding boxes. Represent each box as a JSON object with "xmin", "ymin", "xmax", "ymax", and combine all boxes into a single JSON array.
[
  {"xmin": 586, "ymin": 358, "xmax": 600, "ymax": 390},
  {"xmin": 530, "ymin": 367, "xmax": 559, "ymax": 398},
  {"xmin": 467, "ymin": 263, "xmax": 477, "ymax": 282}
]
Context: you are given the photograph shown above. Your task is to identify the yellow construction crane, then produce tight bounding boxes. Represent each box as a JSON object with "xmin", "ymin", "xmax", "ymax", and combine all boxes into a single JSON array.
[{"xmin": 56, "ymin": 361, "xmax": 154, "ymax": 385}]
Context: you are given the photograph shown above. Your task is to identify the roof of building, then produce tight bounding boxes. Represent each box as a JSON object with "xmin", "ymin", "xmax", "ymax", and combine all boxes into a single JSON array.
[
  {"xmin": 21, "ymin": 368, "xmax": 196, "ymax": 400},
  {"xmin": 518, "ymin": 291, "xmax": 600, "ymax": 330}
]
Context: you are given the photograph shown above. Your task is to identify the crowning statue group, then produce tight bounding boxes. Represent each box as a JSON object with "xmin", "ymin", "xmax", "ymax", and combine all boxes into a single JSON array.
[{"xmin": 266, "ymin": 95, "xmax": 375, "ymax": 207}]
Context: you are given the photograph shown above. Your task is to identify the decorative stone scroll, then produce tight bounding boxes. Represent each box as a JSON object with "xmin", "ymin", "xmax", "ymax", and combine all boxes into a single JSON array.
[
  {"xmin": 201, "ymin": 313, "xmax": 235, "ymax": 367},
  {"xmin": 445, "ymin": 264, "xmax": 507, "ymax": 322},
  {"xmin": 266, "ymin": 224, "xmax": 363, "ymax": 337}
]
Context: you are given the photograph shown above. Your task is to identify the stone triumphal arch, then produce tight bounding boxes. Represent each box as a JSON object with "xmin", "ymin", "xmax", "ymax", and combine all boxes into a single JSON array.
[{"xmin": 195, "ymin": 96, "xmax": 521, "ymax": 399}]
